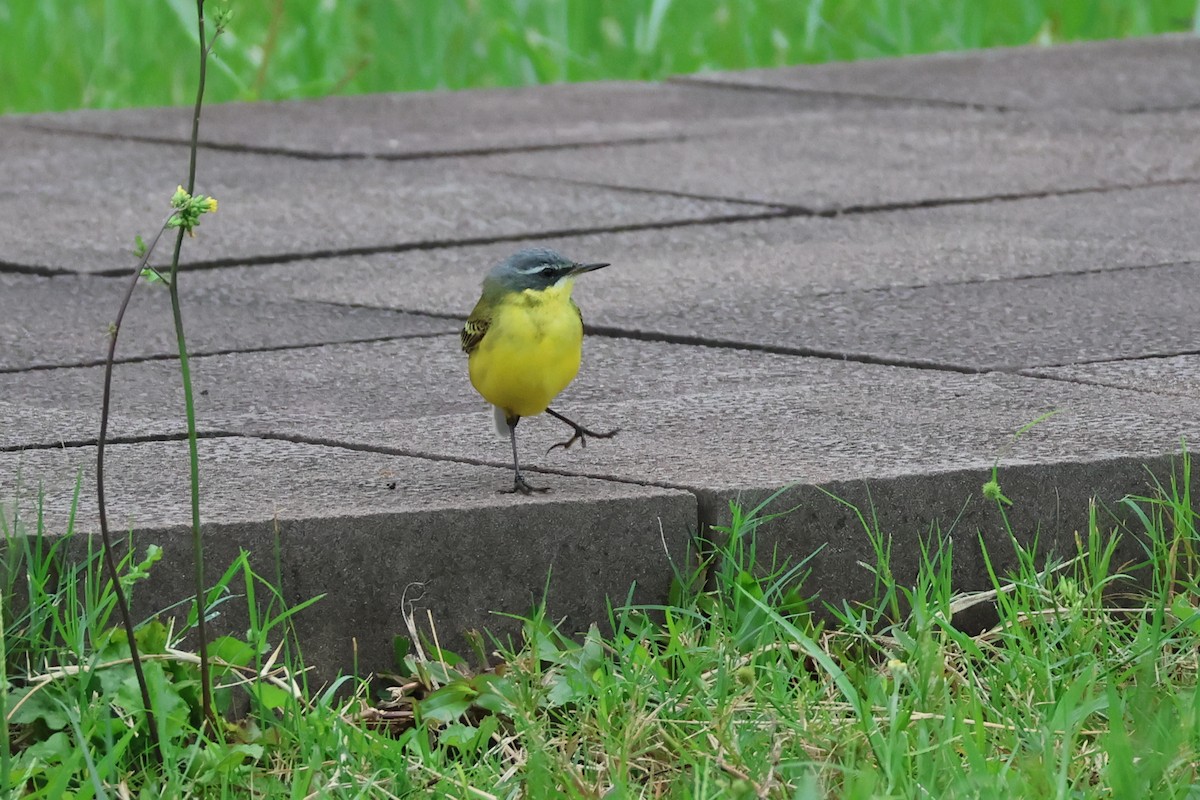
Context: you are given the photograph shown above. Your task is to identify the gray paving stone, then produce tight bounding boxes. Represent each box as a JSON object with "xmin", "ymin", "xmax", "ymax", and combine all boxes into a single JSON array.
[
  {"xmin": 1032, "ymin": 355, "xmax": 1200, "ymax": 398},
  {"xmin": 667, "ymin": 262, "xmax": 1200, "ymax": 371},
  {"xmin": 13, "ymin": 81, "xmax": 883, "ymax": 157},
  {"xmin": 0, "ymin": 126, "xmax": 760, "ymax": 274},
  {"xmin": 0, "ymin": 337, "xmax": 819, "ymax": 447},
  {"xmin": 0, "ymin": 401, "xmax": 165, "ymax": 451},
  {"xmin": 372, "ymin": 368, "xmax": 1199, "ymax": 491},
  {"xmin": 677, "ymin": 35, "xmax": 1200, "ymax": 112},
  {"xmin": 0, "ymin": 273, "xmax": 451, "ymax": 371},
  {"xmin": 476, "ymin": 107, "xmax": 1200, "ymax": 209},
  {"xmin": 176, "ymin": 189, "xmax": 1200, "ymax": 372},
  {"xmin": 176, "ymin": 181, "xmax": 1200, "ymax": 308},
  {"xmin": 5, "ymin": 335, "xmax": 1195, "ymax": 635},
  {"xmin": 0, "ymin": 437, "xmax": 696, "ymax": 680},
  {"xmin": 9, "ymin": 332, "xmax": 1190, "ymax": 511},
  {"xmin": 374, "ymin": 366, "xmax": 1199, "ymax": 622}
]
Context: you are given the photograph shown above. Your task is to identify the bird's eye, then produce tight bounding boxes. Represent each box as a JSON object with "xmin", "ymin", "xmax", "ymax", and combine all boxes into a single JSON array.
[{"xmin": 539, "ymin": 266, "xmax": 555, "ymax": 275}]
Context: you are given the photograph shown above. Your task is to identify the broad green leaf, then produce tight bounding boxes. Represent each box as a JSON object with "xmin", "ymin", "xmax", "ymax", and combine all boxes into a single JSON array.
[
  {"xmin": 250, "ymin": 680, "xmax": 294, "ymax": 711},
  {"xmin": 419, "ymin": 682, "xmax": 476, "ymax": 724}
]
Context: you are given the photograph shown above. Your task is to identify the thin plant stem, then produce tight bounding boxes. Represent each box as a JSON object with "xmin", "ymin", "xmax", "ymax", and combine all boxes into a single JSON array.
[
  {"xmin": 0, "ymin": 586, "xmax": 9, "ymax": 791},
  {"xmin": 170, "ymin": 0, "xmax": 215, "ymax": 731},
  {"xmin": 95, "ymin": 214, "xmax": 175, "ymax": 765},
  {"xmin": 92, "ymin": 0, "xmax": 221, "ymax": 757}
]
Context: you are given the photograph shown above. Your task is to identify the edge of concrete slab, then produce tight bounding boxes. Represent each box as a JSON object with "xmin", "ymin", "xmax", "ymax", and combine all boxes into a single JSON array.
[{"xmin": 3, "ymin": 436, "xmax": 1193, "ymax": 683}]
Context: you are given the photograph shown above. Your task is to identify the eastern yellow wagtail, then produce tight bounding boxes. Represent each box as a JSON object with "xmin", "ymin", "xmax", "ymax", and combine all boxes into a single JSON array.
[{"xmin": 462, "ymin": 248, "xmax": 618, "ymax": 494}]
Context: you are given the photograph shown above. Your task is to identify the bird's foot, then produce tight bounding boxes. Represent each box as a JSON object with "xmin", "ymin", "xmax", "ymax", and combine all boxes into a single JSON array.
[
  {"xmin": 547, "ymin": 423, "xmax": 620, "ymax": 454},
  {"xmin": 500, "ymin": 473, "xmax": 550, "ymax": 495}
]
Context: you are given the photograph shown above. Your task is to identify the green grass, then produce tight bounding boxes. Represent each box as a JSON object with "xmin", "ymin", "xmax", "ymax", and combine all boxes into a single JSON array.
[
  {"xmin": 3, "ymin": 457, "xmax": 1200, "ymax": 797},
  {"xmin": 2, "ymin": 0, "xmax": 1198, "ymax": 115}
]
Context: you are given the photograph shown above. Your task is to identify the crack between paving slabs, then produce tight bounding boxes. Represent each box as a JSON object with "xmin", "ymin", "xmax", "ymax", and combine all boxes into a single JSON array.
[
  {"xmin": 240, "ymin": 431, "xmax": 692, "ymax": 494},
  {"xmin": 665, "ymin": 75, "xmax": 1014, "ymax": 113},
  {"xmin": 992, "ymin": 361, "xmax": 1200, "ymax": 405},
  {"xmin": 291, "ymin": 300, "xmax": 988, "ymax": 376},
  {"xmin": 0, "ymin": 260, "xmax": 75, "ymax": 277},
  {"xmin": 0, "ymin": 430, "xmax": 243, "ymax": 454},
  {"xmin": 490, "ymin": 169, "xmax": 803, "ymax": 210},
  {"xmin": 493, "ymin": 169, "xmax": 1200, "ymax": 220},
  {"xmin": 1122, "ymin": 102, "xmax": 1200, "ymax": 115},
  {"xmin": 10, "ymin": 172, "xmax": 1197, "ymax": 280},
  {"xmin": 77, "ymin": 209, "xmax": 792, "ymax": 278},
  {"xmin": 0, "ymin": 331, "xmax": 452, "ymax": 376},
  {"xmin": 805, "ymin": 258, "xmax": 1200, "ymax": 300},
  {"xmin": 1014, "ymin": 370, "xmax": 1198, "ymax": 399},
  {"xmin": 1029, "ymin": 345, "xmax": 1200, "ymax": 370},
  {"xmin": 112, "ymin": 170, "xmax": 1197, "ymax": 280},
  {"xmin": 13, "ymin": 121, "xmax": 690, "ymax": 163}
]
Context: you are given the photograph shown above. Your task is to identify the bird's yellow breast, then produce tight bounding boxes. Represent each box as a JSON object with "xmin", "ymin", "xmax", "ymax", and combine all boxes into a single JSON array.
[{"xmin": 468, "ymin": 281, "xmax": 584, "ymax": 419}]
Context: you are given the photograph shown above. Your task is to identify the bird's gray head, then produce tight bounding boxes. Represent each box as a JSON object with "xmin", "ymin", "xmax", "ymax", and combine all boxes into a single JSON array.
[{"xmin": 484, "ymin": 248, "xmax": 609, "ymax": 293}]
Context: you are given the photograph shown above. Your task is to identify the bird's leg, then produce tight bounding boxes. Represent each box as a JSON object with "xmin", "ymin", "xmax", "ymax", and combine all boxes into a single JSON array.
[
  {"xmin": 544, "ymin": 407, "xmax": 620, "ymax": 453},
  {"xmin": 500, "ymin": 416, "xmax": 549, "ymax": 495}
]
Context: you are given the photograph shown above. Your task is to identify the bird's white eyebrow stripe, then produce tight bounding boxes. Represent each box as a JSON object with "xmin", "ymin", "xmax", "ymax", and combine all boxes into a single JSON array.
[{"xmin": 517, "ymin": 262, "xmax": 569, "ymax": 274}]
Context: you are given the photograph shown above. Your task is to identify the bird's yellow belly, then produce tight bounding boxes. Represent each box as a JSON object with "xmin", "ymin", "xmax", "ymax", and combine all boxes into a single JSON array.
[{"xmin": 468, "ymin": 293, "xmax": 583, "ymax": 419}]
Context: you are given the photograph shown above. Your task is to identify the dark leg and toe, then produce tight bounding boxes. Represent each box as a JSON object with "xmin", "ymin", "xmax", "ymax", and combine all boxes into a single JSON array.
[
  {"xmin": 502, "ymin": 416, "xmax": 549, "ymax": 495},
  {"xmin": 545, "ymin": 407, "xmax": 620, "ymax": 453}
]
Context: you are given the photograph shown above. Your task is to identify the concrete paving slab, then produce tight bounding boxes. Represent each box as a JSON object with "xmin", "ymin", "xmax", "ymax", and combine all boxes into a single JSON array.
[
  {"xmin": 0, "ymin": 400, "xmax": 172, "ymax": 451},
  {"xmin": 13, "ymin": 80, "xmax": 885, "ymax": 157},
  {"xmin": 476, "ymin": 107, "xmax": 1200, "ymax": 209},
  {"xmin": 0, "ymin": 437, "xmax": 696, "ymax": 681},
  {"xmin": 7, "ymin": 337, "xmax": 1191, "ymax": 629},
  {"xmin": 0, "ymin": 273, "xmax": 452, "ymax": 371},
  {"xmin": 0, "ymin": 126, "xmax": 761, "ymax": 274},
  {"xmin": 170, "ymin": 192, "xmax": 1200, "ymax": 371},
  {"xmin": 0, "ymin": 336, "xmax": 824, "ymax": 447},
  {"xmin": 372, "ymin": 369, "xmax": 1198, "ymax": 491},
  {"xmin": 9, "ymin": 334, "xmax": 1190, "ymax": 515},
  {"xmin": 677, "ymin": 35, "xmax": 1200, "ymax": 112},
  {"xmin": 660, "ymin": 261, "xmax": 1200, "ymax": 371},
  {"xmin": 1031, "ymin": 355, "xmax": 1200, "ymax": 398},
  {"xmin": 177, "ymin": 183, "xmax": 1200, "ymax": 321},
  {"xmin": 376, "ymin": 366, "xmax": 1198, "ymax": 623}
]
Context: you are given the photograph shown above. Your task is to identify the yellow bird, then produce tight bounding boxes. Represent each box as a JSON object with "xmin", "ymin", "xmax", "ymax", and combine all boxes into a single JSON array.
[{"xmin": 461, "ymin": 248, "xmax": 618, "ymax": 494}]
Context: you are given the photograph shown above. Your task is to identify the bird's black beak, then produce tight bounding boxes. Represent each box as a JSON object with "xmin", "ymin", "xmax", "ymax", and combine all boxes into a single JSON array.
[{"xmin": 571, "ymin": 261, "xmax": 610, "ymax": 275}]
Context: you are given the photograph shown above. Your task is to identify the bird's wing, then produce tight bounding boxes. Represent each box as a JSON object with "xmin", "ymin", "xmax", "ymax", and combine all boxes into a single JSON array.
[{"xmin": 460, "ymin": 312, "xmax": 489, "ymax": 355}]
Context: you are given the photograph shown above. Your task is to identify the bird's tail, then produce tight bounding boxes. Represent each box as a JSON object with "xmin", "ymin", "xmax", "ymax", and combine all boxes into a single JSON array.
[{"xmin": 492, "ymin": 405, "xmax": 510, "ymax": 438}]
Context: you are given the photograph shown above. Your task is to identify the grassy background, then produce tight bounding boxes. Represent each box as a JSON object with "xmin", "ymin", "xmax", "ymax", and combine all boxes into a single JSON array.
[{"xmin": 2, "ymin": 0, "xmax": 1198, "ymax": 115}]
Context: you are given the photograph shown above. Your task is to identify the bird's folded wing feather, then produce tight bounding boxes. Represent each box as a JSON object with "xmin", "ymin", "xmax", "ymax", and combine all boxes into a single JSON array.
[{"xmin": 461, "ymin": 315, "xmax": 489, "ymax": 354}]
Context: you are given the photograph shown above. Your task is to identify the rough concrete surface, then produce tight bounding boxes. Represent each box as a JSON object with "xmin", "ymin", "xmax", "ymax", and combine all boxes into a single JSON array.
[
  {"xmin": 0, "ymin": 273, "xmax": 453, "ymax": 371},
  {"xmin": 677, "ymin": 35, "xmax": 1200, "ymax": 112},
  {"xmin": 14, "ymin": 80, "xmax": 888, "ymax": 157},
  {"xmin": 0, "ymin": 437, "xmax": 696, "ymax": 679},
  {"xmin": 0, "ymin": 400, "xmax": 169, "ymax": 452},
  {"xmin": 1032, "ymin": 355, "xmax": 1200, "ymax": 398},
  {"xmin": 0, "ymin": 337, "xmax": 822, "ymax": 445},
  {"xmin": 342, "ymin": 369, "xmax": 1200, "ymax": 491},
  {"xmin": 11, "ymin": 334, "xmax": 1183, "ymax": 492},
  {"xmin": 477, "ymin": 107, "xmax": 1200, "ymax": 209},
  {"xmin": 0, "ymin": 126, "xmax": 763, "ymax": 274},
  {"xmin": 660, "ymin": 261, "xmax": 1200, "ymax": 371},
  {"xmin": 175, "ymin": 183, "xmax": 1200, "ymax": 315},
  {"xmin": 173, "ymin": 205, "xmax": 1200, "ymax": 372}
]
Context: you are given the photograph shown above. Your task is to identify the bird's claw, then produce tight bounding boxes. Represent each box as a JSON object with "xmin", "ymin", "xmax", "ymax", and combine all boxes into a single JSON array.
[
  {"xmin": 547, "ymin": 426, "xmax": 620, "ymax": 455},
  {"xmin": 501, "ymin": 474, "xmax": 550, "ymax": 495}
]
